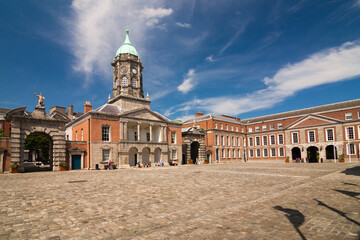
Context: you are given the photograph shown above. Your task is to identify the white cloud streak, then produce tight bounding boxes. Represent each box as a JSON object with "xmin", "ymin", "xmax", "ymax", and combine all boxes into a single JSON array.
[
  {"xmin": 177, "ymin": 69, "xmax": 196, "ymax": 94},
  {"xmin": 176, "ymin": 22, "xmax": 191, "ymax": 28},
  {"xmin": 175, "ymin": 41, "xmax": 360, "ymax": 116},
  {"xmin": 67, "ymin": 0, "xmax": 173, "ymax": 84}
]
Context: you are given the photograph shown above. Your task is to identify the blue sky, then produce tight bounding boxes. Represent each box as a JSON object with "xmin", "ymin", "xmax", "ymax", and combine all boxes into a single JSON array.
[{"xmin": 1, "ymin": 0, "xmax": 360, "ymax": 121}]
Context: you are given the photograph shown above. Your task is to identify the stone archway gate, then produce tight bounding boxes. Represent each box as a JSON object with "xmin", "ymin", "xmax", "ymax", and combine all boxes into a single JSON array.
[
  {"xmin": 182, "ymin": 127, "xmax": 206, "ymax": 164},
  {"xmin": 6, "ymin": 107, "xmax": 69, "ymax": 172}
]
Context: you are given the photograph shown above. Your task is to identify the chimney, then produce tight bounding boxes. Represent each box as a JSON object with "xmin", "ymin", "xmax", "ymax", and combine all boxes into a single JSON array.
[
  {"xmin": 84, "ymin": 101, "xmax": 92, "ymax": 114},
  {"xmin": 195, "ymin": 111, "xmax": 204, "ymax": 117},
  {"xmin": 67, "ymin": 105, "xmax": 74, "ymax": 118}
]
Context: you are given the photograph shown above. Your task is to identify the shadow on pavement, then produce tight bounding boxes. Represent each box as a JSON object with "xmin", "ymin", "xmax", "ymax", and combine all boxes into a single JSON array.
[
  {"xmin": 314, "ymin": 199, "xmax": 360, "ymax": 227},
  {"xmin": 341, "ymin": 166, "xmax": 360, "ymax": 176},
  {"xmin": 343, "ymin": 182, "xmax": 359, "ymax": 187},
  {"xmin": 274, "ymin": 206, "xmax": 306, "ymax": 240},
  {"xmin": 332, "ymin": 189, "xmax": 360, "ymax": 199}
]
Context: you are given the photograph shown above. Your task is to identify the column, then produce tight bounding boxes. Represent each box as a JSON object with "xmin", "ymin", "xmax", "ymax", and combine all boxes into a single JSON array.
[
  {"xmin": 160, "ymin": 126, "xmax": 164, "ymax": 142},
  {"xmin": 124, "ymin": 121, "xmax": 128, "ymax": 140},
  {"xmin": 0, "ymin": 149, "xmax": 4, "ymax": 173},
  {"xmin": 137, "ymin": 122, "xmax": 141, "ymax": 142},
  {"xmin": 149, "ymin": 124, "xmax": 153, "ymax": 142},
  {"xmin": 119, "ymin": 120, "xmax": 124, "ymax": 140}
]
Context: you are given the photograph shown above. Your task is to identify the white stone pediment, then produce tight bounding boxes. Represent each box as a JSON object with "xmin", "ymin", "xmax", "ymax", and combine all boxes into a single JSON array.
[
  {"xmin": 287, "ymin": 114, "xmax": 340, "ymax": 129},
  {"xmin": 121, "ymin": 108, "xmax": 169, "ymax": 122}
]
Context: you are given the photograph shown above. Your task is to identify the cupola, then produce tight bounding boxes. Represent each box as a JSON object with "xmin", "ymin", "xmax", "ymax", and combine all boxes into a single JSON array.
[{"xmin": 115, "ymin": 30, "xmax": 139, "ymax": 57}]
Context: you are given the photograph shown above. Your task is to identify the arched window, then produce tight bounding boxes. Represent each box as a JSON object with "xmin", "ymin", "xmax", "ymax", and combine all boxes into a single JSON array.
[
  {"xmin": 132, "ymin": 77, "xmax": 137, "ymax": 87},
  {"xmin": 122, "ymin": 76, "xmax": 128, "ymax": 87}
]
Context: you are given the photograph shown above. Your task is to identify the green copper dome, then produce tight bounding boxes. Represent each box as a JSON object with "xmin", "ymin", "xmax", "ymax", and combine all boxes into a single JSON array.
[{"xmin": 115, "ymin": 30, "xmax": 139, "ymax": 57}]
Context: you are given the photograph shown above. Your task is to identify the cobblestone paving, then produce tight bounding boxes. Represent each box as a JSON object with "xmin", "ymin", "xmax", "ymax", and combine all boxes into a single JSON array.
[{"xmin": 0, "ymin": 162, "xmax": 359, "ymax": 240}]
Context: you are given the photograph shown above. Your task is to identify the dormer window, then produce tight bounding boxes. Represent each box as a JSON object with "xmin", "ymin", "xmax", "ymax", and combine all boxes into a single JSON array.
[{"xmin": 345, "ymin": 112, "xmax": 352, "ymax": 120}]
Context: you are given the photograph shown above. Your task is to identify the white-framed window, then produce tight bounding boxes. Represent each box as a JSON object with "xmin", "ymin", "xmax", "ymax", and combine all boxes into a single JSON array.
[
  {"xmin": 326, "ymin": 129, "xmax": 334, "ymax": 141},
  {"xmin": 278, "ymin": 134, "xmax": 284, "ymax": 145},
  {"xmin": 221, "ymin": 136, "xmax": 224, "ymax": 145},
  {"xmin": 271, "ymin": 148, "xmax": 276, "ymax": 157},
  {"xmin": 256, "ymin": 149, "xmax": 261, "ymax": 157},
  {"xmin": 227, "ymin": 136, "xmax": 230, "ymax": 146},
  {"xmin": 262, "ymin": 125, "xmax": 267, "ymax": 131},
  {"xmin": 345, "ymin": 126, "xmax": 354, "ymax": 140},
  {"xmin": 270, "ymin": 124, "xmax": 275, "ymax": 130},
  {"xmin": 262, "ymin": 136, "xmax": 268, "ymax": 146},
  {"xmin": 81, "ymin": 129, "xmax": 83, "ymax": 141},
  {"xmin": 279, "ymin": 148, "xmax": 284, "ymax": 157},
  {"xmin": 231, "ymin": 125, "xmax": 234, "ymax": 131},
  {"xmin": 358, "ymin": 126, "xmax": 360, "ymax": 139},
  {"xmin": 263, "ymin": 148, "xmax": 268, "ymax": 157},
  {"xmin": 232, "ymin": 136, "xmax": 235, "ymax": 146},
  {"xmin": 237, "ymin": 137, "xmax": 240, "ymax": 146},
  {"xmin": 278, "ymin": 123, "xmax": 283, "ymax": 129},
  {"xmin": 226, "ymin": 124, "xmax": 229, "ymax": 130},
  {"xmin": 292, "ymin": 132, "xmax": 299, "ymax": 144},
  {"xmin": 255, "ymin": 126, "xmax": 260, "ymax": 132},
  {"xmin": 102, "ymin": 125, "xmax": 110, "ymax": 141},
  {"xmin": 214, "ymin": 122, "xmax": 217, "ymax": 129},
  {"xmin": 347, "ymin": 143, "xmax": 355, "ymax": 155},
  {"xmin": 270, "ymin": 135, "xmax": 276, "ymax": 145},
  {"xmin": 255, "ymin": 136, "xmax": 260, "ymax": 146},
  {"xmin": 358, "ymin": 111, "xmax": 360, "ymax": 119},
  {"xmin": 227, "ymin": 149, "xmax": 230, "ymax": 158},
  {"xmin": 171, "ymin": 131, "xmax": 176, "ymax": 144},
  {"xmin": 102, "ymin": 149, "xmax": 110, "ymax": 162},
  {"xmin": 215, "ymin": 135, "xmax": 219, "ymax": 145},
  {"xmin": 248, "ymin": 137, "xmax": 254, "ymax": 147},
  {"xmin": 75, "ymin": 131, "xmax": 78, "ymax": 141},
  {"xmin": 132, "ymin": 77, "xmax": 137, "ymax": 87},
  {"xmin": 236, "ymin": 126, "xmax": 239, "ymax": 132},
  {"xmin": 146, "ymin": 133, "xmax": 150, "ymax": 141},
  {"xmin": 220, "ymin": 123, "xmax": 223, "ymax": 129},
  {"xmin": 248, "ymin": 127, "xmax": 253, "ymax": 133},
  {"xmin": 308, "ymin": 131, "xmax": 315, "ymax": 143},
  {"xmin": 171, "ymin": 149, "xmax": 177, "ymax": 159},
  {"xmin": 221, "ymin": 149, "xmax": 225, "ymax": 158},
  {"xmin": 249, "ymin": 149, "xmax": 254, "ymax": 158},
  {"xmin": 232, "ymin": 149, "xmax": 235, "ymax": 158},
  {"xmin": 122, "ymin": 76, "xmax": 128, "ymax": 86},
  {"xmin": 238, "ymin": 149, "xmax": 241, "ymax": 158},
  {"xmin": 241, "ymin": 128, "xmax": 244, "ymax": 133},
  {"xmin": 345, "ymin": 112, "xmax": 353, "ymax": 120}
]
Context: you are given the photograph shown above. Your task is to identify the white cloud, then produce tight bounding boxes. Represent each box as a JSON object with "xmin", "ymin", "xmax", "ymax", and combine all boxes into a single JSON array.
[
  {"xmin": 176, "ymin": 22, "xmax": 191, "ymax": 28},
  {"xmin": 176, "ymin": 41, "xmax": 360, "ymax": 116},
  {"xmin": 177, "ymin": 69, "xmax": 196, "ymax": 94},
  {"xmin": 205, "ymin": 55, "xmax": 215, "ymax": 62},
  {"xmin": 66, "ymin": 0, "xmax": 173, "ymax": 84}
]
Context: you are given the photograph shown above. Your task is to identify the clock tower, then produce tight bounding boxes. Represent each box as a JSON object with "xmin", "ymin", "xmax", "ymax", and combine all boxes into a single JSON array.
[
  {"xmin": 109, "ymin": 30, "xmax": 150, "ymax": 110},
  {"xmin": 111, "ymin": 30, "xmax": 144, "ymax": 99}
]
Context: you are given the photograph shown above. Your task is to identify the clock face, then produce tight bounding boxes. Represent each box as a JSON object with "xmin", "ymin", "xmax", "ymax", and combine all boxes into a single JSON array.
[
  {"xmin": 121, "ymin": 67, "xmax": 127, "ymax": 73},
  {"xmin": 132, "ymin": 68, "xmax": 137, "ymax": 74}
]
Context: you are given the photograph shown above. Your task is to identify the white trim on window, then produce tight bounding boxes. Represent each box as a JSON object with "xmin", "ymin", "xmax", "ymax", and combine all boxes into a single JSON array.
[
  {"xmin": 345, "ymin": 112, "xmax": 352, "ymax": 120},
  {"xmin": 347, "ymin": 143, "xmax": 355, "ymax": 155},
  {"xmin": 325, "ymin": 128, "xmax": 334, "ymax": 141},
  {"xmin": 270, "ymin": 148, "xmax": 276, "ymax": 157},
  {"xmin": 256, "ymin": 149, "xmax": 261, "ymax": 158},
  {"xmin": 263, "ymin": 148, "xmax": 268, "ymax": 157},
  {"xmin": 270, "ymin": 135, "xmax": 276, "ymax": 145},
  {"xmin": 249, "ymin": 149, "xmax": 254, "ymax": 158},
  {"xmin": 292, "ymin": 132, "xmax": 299, "ymax": 144},
  {"xmin": 262, "ymin": 136, "xmax": 268, "ymax": 146},
  {"xmin": 248, "ymin": 137, "xmax": 254, "ymax": 147},
  {"xmin": 308, "ymin": 131, "xmax": 315, "ymax": 143},
  {"xmin": 278, "ymin": 147, "xmax": 284, "ymax": 157},
  {"xmin": 255, "ymin": 136, "xmax": 261, "ymax": 146},
  {"xmin": 345, "ymin": 126, "xmax": 354, "ymax": 140},
  {"xmin": 278, "ymin": 134, "xmax": 284, "ymax": 145}
]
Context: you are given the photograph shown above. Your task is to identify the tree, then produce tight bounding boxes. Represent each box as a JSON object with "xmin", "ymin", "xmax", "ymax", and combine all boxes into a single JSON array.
[{"xmin": 25, "ymin": 133, "xmax": 50, "ymax": 163}]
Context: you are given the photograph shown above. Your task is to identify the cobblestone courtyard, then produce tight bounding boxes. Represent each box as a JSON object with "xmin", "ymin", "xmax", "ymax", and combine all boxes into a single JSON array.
[{"xmin": 1, "ymin": 162, "xmax": 359, "ymax": 240}]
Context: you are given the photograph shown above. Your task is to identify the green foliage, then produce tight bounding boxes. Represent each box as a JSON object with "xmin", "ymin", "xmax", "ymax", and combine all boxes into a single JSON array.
[
  {"xmin": 11, "ymin": 162, "xmax": 19, "ymax": 169},
  {"xmin": 25, "ymin": 133, "xmax": 50, "ymax": 161},
  {"xmin": 59, "ymin": 162, "xmax": 67, "ymax": 167},
  {"xmin": 0, "ymin": 129, "xmax": 6, "ymax": 137},
  {"xmin": 188, "ymin": 159, "xmax": 193, "ymax": 163}
]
